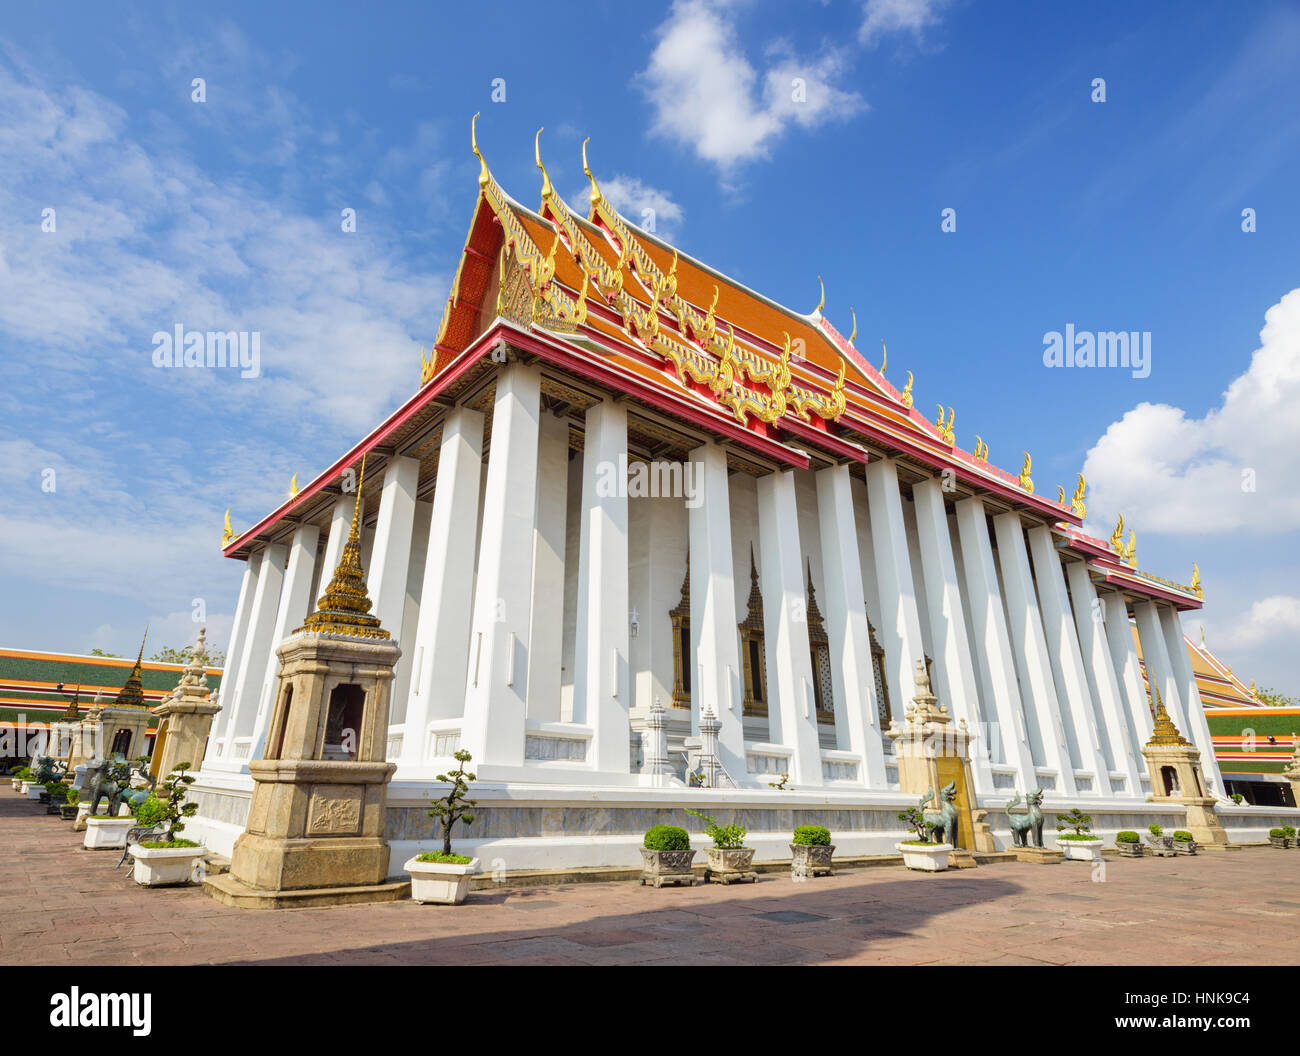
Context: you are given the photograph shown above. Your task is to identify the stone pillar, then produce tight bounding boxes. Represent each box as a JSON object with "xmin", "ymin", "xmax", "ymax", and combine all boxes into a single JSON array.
[
  {"xmin": 151, "ymin": 630, "xmax": 221, "ymax": 776},
  {"xmin": 319, "ymin": 494, "xmax": 354, "ymax": 586},
  {"xmin": 249, "ymin": 523, "xmax": 321, "ymax": 762},
  {"xmin": 401, "ymin": 406, "xmax": 485, "ymax": 768},
  {"xmin": 864, "ymin": 460, "xmax": 927, "ymax": 741},
  {"xmin": 1101, "ymin": 593, "xmax": 1153, "ymax": 744},
  {"xmin": 1026, "ymin": 527, "xmax": 1110, "ymax": 790},
  {"xmin": 1066, "ymin": 564, "xmax": 1145, "ymax": 797},
  {"xmin": 209, "ymin": 552, "xmax": 260, "ymax": 757},
  {"xmin": 462, "ymin": 363, "xmax": 541, "ymax": 772},
  {"xmin": 953, "ymin": 498, "xmax": 1036, "ymax": 792},
  {"xmin": 756, "ymin": 470, "xmax": 823, "ymax": 787},
  {"xmin": 1134, "ymin": 600, "xmax": 1190, "ymax": 737},
  {"xmin": 365, "ymin": 455, "xmax": 422, "ymax": 739},
  {"xmin": 992, "ymin": 514, "xmax": 1076, "ymax": 796},
  {"xmin": 526, "ymin": 411, "xmax": 570, "ymax": 721},
  {"xmin": 912, "ymin": 478, "xmax": 994, "ymax": 794},
  {"xmin": 688, "ymin": 442, "xmax": 745, "ymax": 781},
  {"xmin": 1158, "ymin": 604, "xmax": 1226, "ymax": 799},
  {"xmin": 643, "ymin": 696, "xmax": 675, "ymax": 785},
  {"xmin": 815, "ymin": 464, "xmax": 889, "ymax": 787},
  {"xmin": 221, "ymin": 541, "xmax": 288, "ymax": 763},
  {"xmin": 572, "ymin": 401, "xmax": 631, "ymax": 773}
]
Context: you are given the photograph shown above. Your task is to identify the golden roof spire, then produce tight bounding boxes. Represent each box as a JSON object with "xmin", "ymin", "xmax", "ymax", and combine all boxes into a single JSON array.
[
  {"xmin": 901, "ymin": 370, "xmax": 914, "ymax": 409},
  {"xmin": 471, "ymin": 112, "xmax": 490, "ymax": 190},
  {"xmin": 1146, "ymin": 687, "xmax": 1191, "ymax": 746},
  {"xmin": 1123, "ymin": 529, "xmax": 1137, "ymax": 568},
  {"xmin": 113, "ymin": 629, "xmax": 149, "ymax": 709},
  {"xmin": 1190, "ymin": 562, "xmax": 1203, "ymax": 598},
  {"xmin": 879, "ymin": 339, "xmax": 887, "ymax": 374},
  {"xmin": 298, "ymin": 455, "xmax": 391, "ymax": 640},
  {"xmin": 848, "ymin": 307, "xmax": 857, "ymax": 344},
  {"xmin": 815, "ymin": 276, "xmax": 825, "ymax": 314},
  {"xmin": 535, "ymin": 127, "xmax": 553, "ymax": 202},
  {"xmin": 1018, "ymin": 452, "xmax": 1033, "ymax": 493},
  {"xmin": 289, "ymin": 473, "xmax": 300, "ymax": 497},
  {"xmin": 1109, "ymin": 515, "xmax": 1124, "ymax": 553},
  {"xmin": 221, "ymin": 508, "xmax": 234, "ymax": 548},
  {"xmin": 1070, "ymin": 473, "xmax": 1087, "ymax": 518},
  {"xmin": 581, "ymin": 136, "xmax": 602, "ymax": 207}
]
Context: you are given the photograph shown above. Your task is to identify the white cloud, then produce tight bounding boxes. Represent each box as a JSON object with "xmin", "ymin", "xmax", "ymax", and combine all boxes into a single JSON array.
[
  {"xmin": 859, "ymin": 0, "xmax": 948, "ymax": 47},
  {"xmin": 1210, "ymin": 595, "xmax": 1300, "ymax": 650},
  {"xmin": 640, "ymin": 0, "xmax": 865, "ymax": 173},
  {"xmin": 1083, "ymin": 287, "xmax": 1300, "ymax": 536},
  {"xmin": 595, "ymin": 176, "xmax": 685, "ymax": 240}
]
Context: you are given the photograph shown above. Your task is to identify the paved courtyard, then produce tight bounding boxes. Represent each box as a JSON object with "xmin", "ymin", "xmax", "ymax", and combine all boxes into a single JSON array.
[{"xmin": 1, "ymin": 794, "xmax": 1294, "ymax": 965}]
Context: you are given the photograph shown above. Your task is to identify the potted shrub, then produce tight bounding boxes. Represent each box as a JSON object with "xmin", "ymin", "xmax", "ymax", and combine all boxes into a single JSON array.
[
  {"xmin": 1230, "ymin": 793, "xmax": 1244, "ymax": 804},
  {"xmin": 60, "ymin": 789, "xmax": 80, "ymax": 822},
  {"xmin": 44, "ymin": 782, "xmax": 70, "ymax": 815},
  {"xmin": 686, "ymin": 808, "xmax": 755, "ymax": 883},
  {"xmin": 640, "ymin": 824, "xmax": 696, "ymax": 887},
  {"xmin": 895, "ymin": 806, "xmax": 952, "ymax": 871},
  {"xmin": 406, "ymin": 750, "xmax": 480, "ymax": 905},
  {"xmin": 11, "ymin": 766, "xmax": 29, "ymax": 792},
  {"xmin": 790, "ymin": 824, "xmax": 835, "ymax": 878},
  {"xmin": 1145, "ymin": 823, "xmax": 1175, "ymax": 856},
  {"xmin": 1284, "ymin": 825, "xmax": 1298, "ymax": 849},
  {"xmin": 1115, "ymin": 830, "xmax": 1144, "ymax": 858},
  {"xmin": 1171, "ymin": 830, "xmax": 1197, "ymax": 855},
  {"xmin": 128, "ymin": 763, "xmax": 204, "ymax": 887},
  {"xmin": 1054, "ymin": 808, "xmax": 1104, "ymax": 862},
  {"xmin": 1268, "ymin": 827, "xmax": 1289, "ymax": 848}
]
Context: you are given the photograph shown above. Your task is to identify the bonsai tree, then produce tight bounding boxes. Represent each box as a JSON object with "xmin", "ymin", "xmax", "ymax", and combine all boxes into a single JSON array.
[
  {"xmin": 767, "ymin": 774, "xmax": 791, "ymax": 791},
  {"xmin": 426, "ymin": 749, "xmax": 477, "ymax": 859},
  {"xmin": 898, "ymin": 806, "xmax": 937, "ymax": 843},
  {"xmin": 134, "ymin": 762, "xmax": 199, "ymax": 847},
  {"xmin": 644, "ymin": 824, "xmax": 690, "ymax": 851},
  {"xmin": 792, "ymin": 824, "xmax": 831, "ymax": 846},
  {"xmin": 1055, "ymin": 808, "xmax": 1094, "ymax": 840},
  {"xmin": 1115, "ymin": 830, "xmax": 1140, "ymax": 844},
  {"xmin": 684, "ymin": 808, "xmax": 746, "ymax": 849}
]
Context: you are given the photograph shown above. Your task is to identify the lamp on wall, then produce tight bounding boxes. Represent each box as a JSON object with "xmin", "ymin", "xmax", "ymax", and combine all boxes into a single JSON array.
[{"xmin": 629, "ymin": 609, "xmax": 640, "ymax": 639}]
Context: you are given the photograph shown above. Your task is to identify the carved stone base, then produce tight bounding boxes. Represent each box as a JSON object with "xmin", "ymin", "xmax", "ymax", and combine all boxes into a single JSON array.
[
  {"xmin": 229, "ymin": 833, "xmax": 391, "ymax": 892},
  {"xmin": 707, "ymin": 869, "xmax": 758, "ymax": 885},
  {"xmin": 1010, "ymin": 846, "xmax": 1065, "ymax": 865},
  {"xmin": 204, "ymin": 871, "xmax": 410, "ymax": 910},
  {"xmin": 641, "ymin": 873, "xmax": 696, "ymax": 888},
  {"xmin": 947, "ymin": 849, "xmax": 979, "ymax": 869}
]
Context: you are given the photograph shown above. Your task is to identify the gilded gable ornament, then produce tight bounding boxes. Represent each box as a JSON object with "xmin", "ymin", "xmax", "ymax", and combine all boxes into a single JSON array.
[
  {"xmin": 1017, "ymin": 452, "xmax": 1034, "ymax": 493},
  {"xmin": 1070, "ymin": 473, "xmax": 1087, "ymax": 519}
]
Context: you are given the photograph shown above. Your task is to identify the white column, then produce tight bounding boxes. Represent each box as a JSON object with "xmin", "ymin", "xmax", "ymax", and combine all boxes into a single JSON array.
[
  {"xmin": 366, "ymin": 455, "xmax": 421, "ymax": 640},
  {"xmin": 864, "ymin": 458, "xmax": 926, "ymax": 734},
  {"xmin": 210, "ymin": 552, "xmax": 261, "ymax": 754},
  {"xmin": 756, "ymin": 470, "xmax": 823, "ymax": 787},
  {"xmin": 526, "ymin": 411, "xmax": 570, "ymax": 721},
  {"xmin": 912, "ymin": 479, "xmax": 994, "ymax": 793},
  {"xmin": 391, "ymin": 500, "xmax": 432, "ymax": 730},
  {"xmin": 954, "ymin": 499, "xmax": 1035, "ymax": 791},
  {"xmin": 462, "ymin": 364, "xmax": 541, "ymax": 771},
  {"xmin": 1102, "ymin": 593, "xmax": 1154, "ymax": 751},
  {"xmin": 1067, "ymin": 565, "xmax": 1144, "ymax": 796},
  {"xmin": 1027, "ymin": 526, "xmax": 1110, "ymax": 789},
  {"xmin": 249, "ymin": 523, "xmax": 320, "ymax": 760},
  {"xmin": 401, "ymin": 407, "xmax": 484, "ymax": 767},
  {"xmin": 688, "ymin": 442, "xmax": 745, "ymax": 780},
  {"xmin": 572, "ymin": 401, "xmax": 631, "ymax": 774},
  {"xmin": 815, "ymin": 465, "xmax": 888, "ymax": 787},
  {"xmin": 992, "ymin": 513, "xmax": 1076, "ymax": 796},
  {"xmin": 319, "ymin": 494, "xmax": 353, "ymax": 589},
  {"xmin": 222, "ymin": 541, "xmax": 288, "ymax": 756},
  {"xmin": 1134, "ymin": 600, "xmax": 1189, "ymax": 734},
  {"xmin": 1159, "ymin": 604, "xmax": 1226, "ymax": 798}
]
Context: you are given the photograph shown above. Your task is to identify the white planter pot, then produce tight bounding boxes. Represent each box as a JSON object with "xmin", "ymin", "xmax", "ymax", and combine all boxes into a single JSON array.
[
  {"xmin": 405, "ymin": 856, "xmax": 480, "ymax": 905},
  {"xmin": 25, "ymin": 783, "xmax": 45, "ymax": 801},
  {"xmin": 83, "ymin": 817, "xmax": 135, "ymax": 850},
  {"xmin": 10, "ymin": 778, "xmax": 21, "ymax": 791},
  {"xmin": 131, "ymin": 843, "xmax": 204, "ymax": 886},
  {"xmin": 1056, "ymin": 838, "xmax": 1104, "ymax": 862},
  {"xmin": 896, "ymin": 842, "xmax": 953, "ymax": 871}
]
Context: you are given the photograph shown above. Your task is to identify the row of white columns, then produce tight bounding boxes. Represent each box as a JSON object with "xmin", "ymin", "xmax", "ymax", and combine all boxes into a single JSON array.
[{"xmin": 206, "ymin": 367, "xmax": 1222, "ymax": 800}]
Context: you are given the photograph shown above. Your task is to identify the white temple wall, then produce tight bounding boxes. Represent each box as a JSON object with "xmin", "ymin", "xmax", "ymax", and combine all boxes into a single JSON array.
[
  {"xmin": 629, "ymin": 492, "xmax": 685, "ymax": 718},
  {"xmin": 560, "ymin": 454, "xmax": 582, "ymax": 722}
]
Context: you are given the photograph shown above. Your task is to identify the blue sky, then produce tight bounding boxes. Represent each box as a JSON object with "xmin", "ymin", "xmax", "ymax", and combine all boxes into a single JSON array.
[{"xmin": 1, "ymin": 0, "xmax": 1297, "ymax": 692}]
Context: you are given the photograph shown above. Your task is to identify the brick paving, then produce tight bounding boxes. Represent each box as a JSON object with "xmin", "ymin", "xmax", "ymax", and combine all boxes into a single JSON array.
[{"xmin": 1, "ymin": 791, "xmax": 1294, "ymax": 965}]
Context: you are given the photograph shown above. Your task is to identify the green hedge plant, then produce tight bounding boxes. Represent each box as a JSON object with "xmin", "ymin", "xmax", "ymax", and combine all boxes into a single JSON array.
[
  {"xmin": 1284, "ymin": 826, "xmax": 1297, "ymax": 839},
  {"xmin": 1116, "ymin": 830, "xmax": 1140, "ymax": 844},
  {"xmin": 1148, "ymin": 823, "xmax": 1164, "ymax": 836},
  {"xmin": 684, "ymin": 808, "xmax": 746, "ymax": 849},
  {"xmin": 1173, "ymin": 830, "xmax": 1194, "ymax": 842},
  {"xmin": 792, "ymin": 824, "xmax": 831, "ymax": 846},
  {"xmin": 644, "ymin": 824, "xmax": 691, "ymax": 851},
  {"xmin": 1269, "ymin": 828, "xmax": 1285, "ymax": 838}
]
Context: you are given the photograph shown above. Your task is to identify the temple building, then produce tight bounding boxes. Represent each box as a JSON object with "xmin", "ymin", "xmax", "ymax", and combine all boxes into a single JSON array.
[{"xmin": 186, "ymin": 122, "xmax": 1277, "ymax": 870}]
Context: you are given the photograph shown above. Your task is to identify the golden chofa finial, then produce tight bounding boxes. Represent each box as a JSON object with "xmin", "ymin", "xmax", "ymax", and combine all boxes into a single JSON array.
[
  {"xmin": 1018, "ymin": 452, "xmax": 1034, "ymax": 493},
  {"xmin": 815, "ymin": 276, "xmax": 825, "ymax": 314},
  {"xmin": 1190, "ymin": 562, "xmax": 1203, "ymax": 598},
  {"xmin": 581, "ymin": 136, "xmax": 602, "ymax": 207},
  {"xmin": 880, "ymin": 339, "xmax": 887, "ymax": 374},
  {"xmin": 289, "ymin": 473, "xmax": 300, "ymax": 498},
  {"xmin": 1057, "ymin": 485, "xmax": 1066, "ymax": 504},
  {"xmin": 534, "ymin": 127, "xmax": 553, "ymax": 202},
  {"xmin": 1070, "ymin": 473, "xmax": 1087, "ymax": 519},
  {"xmin": 848, "ymin": 307, "xmax": 857, "ymax": 344},
  {"xmin": 944, "ymin": 407, "xmax": 955, "ymax": 445},
  {"xmin": 702, "ymin": 284, "xmax": 719, "ymax": 339},
  {"xmin": 1123, "ymin": 529, "xmax": 1137, "ymax": 568},
  {"xmin": 1109, "ymin": 515, "xmax": 1124, "ymax": 552},
  {"xmin": 901, "ymin": 370, "xmax": 914, "ymax": 409},
  {"xmin": 974, "ymin": 435, "xmax": 984, "ymax": 461},
  {"xmin": 221, "ymin": 508, "xmax": 234, "ymax": 548},
  {"xmin": 471, "ymin": 112, "xmax": 490, "ymax": 190}
]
